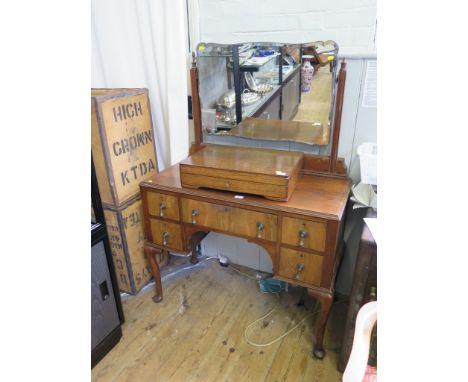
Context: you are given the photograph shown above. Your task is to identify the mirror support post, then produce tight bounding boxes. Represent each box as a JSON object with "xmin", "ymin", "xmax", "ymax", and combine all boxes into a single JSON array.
[
  {"xmin": 232, "ymin": 46, "xmax": 243, "ymax": 125},
  {"xmin": 329, "ymin": 60, "xmax": 347, "ymax": 174},
  {"xmin": 190, "ymin": 52, "xmax": 203, "ymax": 154}
]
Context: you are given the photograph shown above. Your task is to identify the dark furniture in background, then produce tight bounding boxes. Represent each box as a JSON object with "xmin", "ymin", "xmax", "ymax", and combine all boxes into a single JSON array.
[
  {"xmin": 338, "ymin": 208, "xmax": 377, "ymax": 372},
  {"xmin": 92, "ymin": 157, "xmax": 125, "ymax": 368}
]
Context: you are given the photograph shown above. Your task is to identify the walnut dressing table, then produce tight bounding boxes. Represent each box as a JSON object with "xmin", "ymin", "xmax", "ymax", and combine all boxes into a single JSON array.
[
  {"xmin": 140, "ymin": 162, "xmax": 350, "ymax": 359},
  {"xmin": 141, "ymin": 45, "xmax": 350, "ymax": 359}
]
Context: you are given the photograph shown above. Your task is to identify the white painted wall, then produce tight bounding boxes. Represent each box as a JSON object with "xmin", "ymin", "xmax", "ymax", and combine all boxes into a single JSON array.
[{"xmin": 196, "ymin": 0, "xmax": 376, "ymax": 55}]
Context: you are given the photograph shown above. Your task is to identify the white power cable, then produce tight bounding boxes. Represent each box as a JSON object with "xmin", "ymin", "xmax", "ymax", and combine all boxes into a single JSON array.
[{"xmin": 244, "ymin": 298, "xmax": 347, "ymax": 347}]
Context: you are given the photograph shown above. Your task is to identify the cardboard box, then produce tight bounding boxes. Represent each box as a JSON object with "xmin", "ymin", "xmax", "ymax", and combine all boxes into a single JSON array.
[
  {"xmin": 92, "ymin": 88, "xmax": 159, "ymax": 208},
  {"xmin": 104, "ymin": 196, "xmax": 167, "ymax": 295}
]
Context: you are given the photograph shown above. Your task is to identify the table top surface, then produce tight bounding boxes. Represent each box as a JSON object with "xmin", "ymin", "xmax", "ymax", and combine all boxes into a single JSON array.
[{"xmin": 141, "ymin": 163, "xmax": 351, "ymax": 221}]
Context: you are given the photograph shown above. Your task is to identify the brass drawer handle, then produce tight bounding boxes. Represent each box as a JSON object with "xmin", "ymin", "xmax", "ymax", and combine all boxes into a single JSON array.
[
  {"xmin": 162, "ymin": 231, "xmax": 169, "ymax": 246},
  {"xmin": 256, "ymin": 222, "xmax": 265, "ymax": 239},
  {"xmin": 159, "ymin": 202, "xmax": 166, "ymax": 217},
  {"xmin": 298, "ymin": 228, "xmax": 309, "ymax": 247},
  {"xmin": 295, "ymin": 263, "xmax": 305, "ymax": 280},
  {"xmin": 191, "ymin": 209, "xmax": 199, "ymax": 224}
]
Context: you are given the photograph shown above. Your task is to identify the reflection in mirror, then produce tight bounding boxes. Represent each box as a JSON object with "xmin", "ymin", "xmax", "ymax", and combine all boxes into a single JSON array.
[{"xmin": 196, "ymin": 41, "xmax": 339, "ymax": 155}]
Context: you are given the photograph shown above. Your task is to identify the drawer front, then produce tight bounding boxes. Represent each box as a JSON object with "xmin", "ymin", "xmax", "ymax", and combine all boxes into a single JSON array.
[
  {"xmin": 181, "ymin": 173, "xmax": 287, "ymax": 200},
  {"xmin": 180, "ymin": 198, "xmax": 277, "ymax": 242},
  {"xmin": 278, "ymin": 247, "xmax": 322, "ymax": 286},
  {"xmin": 281, "ymin": 216, "xmax": 327, "ymax": 252},
  {"xmin": 150, "ymin": 218, "xmax": 184, "ymax": 251},
  {"xmin": 147, "ymin": 191, "xmax": 179, "ymax": 221}
]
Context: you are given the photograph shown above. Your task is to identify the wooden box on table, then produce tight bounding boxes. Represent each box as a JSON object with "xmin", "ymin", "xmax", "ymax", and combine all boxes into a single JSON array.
[{"xmin": 179, "ymin": 144, "xmax": 304, "ymax": 201}]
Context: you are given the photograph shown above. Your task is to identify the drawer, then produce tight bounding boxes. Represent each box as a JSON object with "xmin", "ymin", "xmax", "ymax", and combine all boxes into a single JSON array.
[
  {"xmin": 147, "ymin": 191, "xmax": 179, "ymax": 221},
  {"xmin": 180, "ymin": 198, "xmax": 277, "ymax": 242},
  {"xmin": 281, "ymin": 216, "xmax": 327, "ymax": 252},
  {"xmin": 278, "ymin": 247, "xmax": 322, "ymax": 286},
  {"xmin": 181, "ymin": 173, "xmax": 289, "ymax": 201},
  {"xmin": 149, "ymin": 218, "xmax": 184, "ymax": 251}
]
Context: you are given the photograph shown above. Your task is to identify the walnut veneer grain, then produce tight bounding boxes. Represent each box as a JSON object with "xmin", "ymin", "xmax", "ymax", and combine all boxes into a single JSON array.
[{"xmin": 180, "ymin": 198, "xmax": 278, "ymax": 242}]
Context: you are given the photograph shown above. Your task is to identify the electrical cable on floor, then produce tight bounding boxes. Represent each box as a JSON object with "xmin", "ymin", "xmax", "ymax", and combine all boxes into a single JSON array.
[
  {"xmin": 227, "ymin": 263, "xmax": 266, "ymax": 280},
  {"xmin": 244, "ymin": 298, "xmax": 348, "ymax": 347},
  {"xmin": 164, "ymin": 256, "xmax": 348, "ymax": 348},
  {"xmin": 216, "ymin": 258, "xmax": 348, "ymax": 347},
  {"xmin": 120, "ymin": 256, "xmax": 221, "ymax": 300},
  {"xmin": 160, "ymin": 256, "xmax": 218, "ymax": 282}
]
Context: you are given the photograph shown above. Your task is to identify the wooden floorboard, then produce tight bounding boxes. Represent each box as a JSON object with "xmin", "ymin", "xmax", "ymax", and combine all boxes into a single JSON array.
[{"xmin": 92, "ymin": 258, "xmax": 347, "ymax": 382}]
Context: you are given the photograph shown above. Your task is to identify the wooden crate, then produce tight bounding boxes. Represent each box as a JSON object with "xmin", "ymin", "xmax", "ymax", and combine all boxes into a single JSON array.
[
  {"xmin": 92, "ymin": 88, "xmax": 159, "ymax": 208},
  {"xmin": 104, "ymin": 196, "xmax": 168, "ymax": 295},
  {"xmin": 179, "ymin": 144, "xmax": 304, "ymax": 201}
]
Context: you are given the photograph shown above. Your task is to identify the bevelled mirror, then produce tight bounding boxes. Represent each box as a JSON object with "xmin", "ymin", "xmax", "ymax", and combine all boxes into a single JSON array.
[{"xmin": 194, "ymin": 41, "xmax": 340, "ymax": 159}]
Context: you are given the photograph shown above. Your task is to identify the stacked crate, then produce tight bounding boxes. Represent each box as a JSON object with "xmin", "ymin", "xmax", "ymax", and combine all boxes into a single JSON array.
[{"xmin": 91, "ymin": 88, "xmax": 167, "ymax": 294}]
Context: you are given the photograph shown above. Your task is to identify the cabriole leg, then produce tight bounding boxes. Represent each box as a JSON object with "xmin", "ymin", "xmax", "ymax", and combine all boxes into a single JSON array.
[
  {"xmin": 189, "ymin": 232, "xmax": 208, "ymax": 264},
  {"xmin": 308, "ymin": 288, "xmax": 334, "ymax": 359},
  {"xmin": 145, "ymin": 245, "xmax": 164, "ymax": 303}
]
